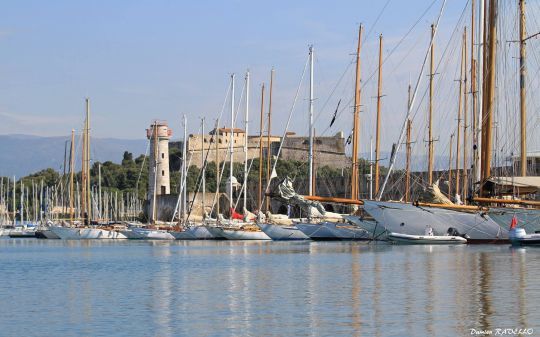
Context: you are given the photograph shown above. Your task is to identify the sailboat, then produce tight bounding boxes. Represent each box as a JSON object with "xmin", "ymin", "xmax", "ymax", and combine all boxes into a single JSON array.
[{"xmin": 51, "ymin": 99, "xmax": 128, "ymax": 240}]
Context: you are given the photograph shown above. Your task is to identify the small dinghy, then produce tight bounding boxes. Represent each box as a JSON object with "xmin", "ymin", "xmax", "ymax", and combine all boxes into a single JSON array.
[
  {"xmin": 508, "ymin": 216, "xmax": 540, "ymax": 246},
  {"xmin": 388, "ymin": 226, "xmax": 467, "ymax": 244}
]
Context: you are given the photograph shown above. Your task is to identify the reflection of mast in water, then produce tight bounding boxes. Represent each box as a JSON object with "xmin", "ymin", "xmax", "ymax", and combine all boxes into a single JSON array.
[
  {"xmin": 350, "ymin": 246, "xmax": 361, "ymax": 337},
  {"xmin": 517, "ymin": 250, "xmax": 527, "ymax": 329},
  {"xmin": 151, "ymin": 246, "xmax": 172, "ymax": 337},
  {"xmin": 403, "ymin": 250, "xmax": 414, "ymax": 335},
  {"xmin": 478, "ymin": 252, "xmax": 493, "ymax": 331},
  {"xmin": 424, "ymin": 248, "xmax": 435, "ymax": 336}
]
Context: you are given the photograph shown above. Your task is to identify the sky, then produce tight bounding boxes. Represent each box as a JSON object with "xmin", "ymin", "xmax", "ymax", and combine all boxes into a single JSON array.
[{"xmin": 1, "ymin": 0, "xmax": 537, "ymax": 170}]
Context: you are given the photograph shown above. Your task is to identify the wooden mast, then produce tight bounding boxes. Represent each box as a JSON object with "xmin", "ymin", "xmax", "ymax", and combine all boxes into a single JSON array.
[
  {"xmin": 85, "ymin": 98, "xmax": 91, "ymax": 223},
  {"xmin": 519, "ymin": 0, "xmax": 527, "ymax": 176},
  {"xmin": 481, "ymin": 0, "xmax": 498, "ymax": 196},
  {"xmin": 151, "ymin": 121, "xmax": 158, "ymax": 225},
  {"xmin": 81, "ymin": 101, "xmax": 87, "ymax": 225},
  {"xmin": 463, "ymin": 26, "xmax": 469, "ymax": 203},
  {"xmin": 69, "ymin": 129, "xmax": 75, "ymax": 225},
  {"xmin": 215, "ymin": 120, "xmax": 220, "ymax": 217},
  {"xmin": 266, "ymin": 69, "xmax": 274, "ymax": 212},
  {"xmin": 257, "ymin": 84, "xmax": 265, "ymax": 212},
  {"xmin": 448, "ymin": 133, "xmax": 454, "ymax": 198},
  {"xmin": 428, "ymin": 24, "xmax": 435, "ymax": 185},
  {"xmin": 351, "ymin": 24, "xmax": 363, "ymax": 200},
  {"xmin": 405, "ymin": 119, "xmax": 412, "ymax": 203},
  {"xmin": 374, "ymin": 34, "xmax": 383, "ymax": 196},
  {"xmin": 470, "ymin": 0, "xmax": 477, "ymax": 200},
  {"xmin": 455, "ymin": 30, "xmax": 465, "ymax": 197},
  {"xmin": 405, "ymin": 85, "xmax": 412, "ymax": 203}
]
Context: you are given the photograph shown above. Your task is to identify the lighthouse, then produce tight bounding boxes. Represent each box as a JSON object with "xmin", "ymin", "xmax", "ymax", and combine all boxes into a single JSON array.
[{"xmin": 147, "ymin": 121, "xmax": 172, "ymax": 202}]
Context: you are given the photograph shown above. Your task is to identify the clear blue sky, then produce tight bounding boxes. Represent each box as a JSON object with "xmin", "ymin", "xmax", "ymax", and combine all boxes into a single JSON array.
[{"xmin": 0, "ymin": 0, "xmax": 476, "ymax": 157}]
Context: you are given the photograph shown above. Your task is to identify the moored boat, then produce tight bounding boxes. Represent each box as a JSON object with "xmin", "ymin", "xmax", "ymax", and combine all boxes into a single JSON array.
[
  {"xmin": 258, "ymin": 223, "xmax": 309, "ymax": 241},
  {"xmin": 387, "ymin": 232, "xmax": 467, "ymax": 244}
]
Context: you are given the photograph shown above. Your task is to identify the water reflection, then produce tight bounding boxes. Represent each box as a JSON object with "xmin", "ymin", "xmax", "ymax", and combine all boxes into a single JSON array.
[{"xmin": 0, "ymin": 240, "xmax": 539, "ymax": 336}]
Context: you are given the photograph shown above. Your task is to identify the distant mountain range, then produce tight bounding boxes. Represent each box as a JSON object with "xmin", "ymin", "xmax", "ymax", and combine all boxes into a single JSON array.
[
  {"xmin": 0, "ymin": 134, "xmax": 451, "ymax": 178},
  {"xmin": 0, "ymin": 134, "xmax": 148, "ymax": 177}
]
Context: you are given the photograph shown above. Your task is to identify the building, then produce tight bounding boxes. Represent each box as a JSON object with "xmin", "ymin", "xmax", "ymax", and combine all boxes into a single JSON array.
[
  {"xmin": 146, "ymin": 121, "xmax": 172, "ymax": 220},
  {"xmin": 182, "ymin": 128, "xmax": 348, "ymax": 169}
]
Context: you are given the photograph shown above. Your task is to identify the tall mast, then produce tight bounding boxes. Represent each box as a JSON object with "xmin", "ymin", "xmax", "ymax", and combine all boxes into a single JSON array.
[
  {"xmin": 308, "ymin": 45, "xmax": 314, "ymax": 196},
  {"xmin": 456, "ymin": 30, "xmax": 465, "ymax": 197},
  {"xmin": 351, "ymin": 25, "xmax": 363, "ymax": 200},
  {"xmin": 448, "ymin": 134, "xmax": 454, "ymax": 198},
  {"xmin": 229, "ymin": 74, "xmax": 235, "ymax": 217},
  {"xmin": 481, "ymin": 0, "xmax": 498, "ymax": 195},
  {"xmin": 152, "ymin": 121, "xmax": 158, "ymax": 224},
  {"xmin": 470, "ymin": 0, "xmax": 478, "ymax": 197},
  {"xmin": 201, "ymin": 118, "xmax": 205, "ymax": 216},
  {"xmin": 475, "ymin": 0, "xmax": 485, "ymax": 187},
  {"xmin": 375, "ymin": 34, "xmax": 383, "ymax": 196},
  {"xmin": 243, "ymin": 70, "xmax": 250, "ymax": 212},
  {"xmin": 257, "ymin": 84, "xmax": 265, "ymax": 213},
  {"xmin": 81, "ymin": 104, "xmax": 87, "ymax": 224},
  {"xmin": 85, "ymin": 98, "xmax": 91, "ymax": 223},
  {"xmin": 463, "ymin": 26, "xmax": 469, "ymax": 203},
  {"xmin": 215, "ymin": 120, "xmax": 220, "ymax": 217},
  {"xmin": 405, "ymin": 119, "xmax": 412, "ymax": 202},
  {"xmin": 519, "ymin": 0, "xmax": 527, "ymax": 176},
  {"xmin": 428, "ymin": 24, "xmax": 435, "ymax": 185},
  {"xmin": 405, "ymin": 85, "xmax": 412, "ymax": 203},
  {"xmin": 69, "ymin": 129, "xmax": 75, "ymax": 225},
  {"xmin": 266, "ymin": 69, "xmax": 274, "ymax": 212},
  {"xmin": 182, "ymin": 115, "xmax": 187, "ymax": 220}
]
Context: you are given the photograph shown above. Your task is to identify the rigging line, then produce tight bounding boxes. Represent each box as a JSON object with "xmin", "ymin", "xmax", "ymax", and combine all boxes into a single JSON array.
[
  {"xmin": 314, "ymin": 0, "xmax": 441, "ymax": 141},
  {"xmin": 261, "ymin": 53, "xmax": 310, "ymax": 209},
  {"xmin": 364, "ymin": 0, "xmax": 393, "ymax": 42},
  {"xmin": 378, "ymin": 0, "xmax": 448, "ymax": 200}
]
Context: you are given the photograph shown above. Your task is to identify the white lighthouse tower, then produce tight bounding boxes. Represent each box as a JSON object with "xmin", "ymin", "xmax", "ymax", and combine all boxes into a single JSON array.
[{"xmin": 147, "ymin": 121, "xmax": 172, "ymax": 203}]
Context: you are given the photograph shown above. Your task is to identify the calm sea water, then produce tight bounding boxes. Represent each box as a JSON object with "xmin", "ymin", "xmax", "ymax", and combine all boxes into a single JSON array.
[{"xmin": 0, "ymin": 239, "xmax": 539, "ymax": 337}]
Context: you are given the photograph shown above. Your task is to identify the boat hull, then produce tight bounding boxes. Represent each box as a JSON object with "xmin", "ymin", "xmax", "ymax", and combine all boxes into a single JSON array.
[
  {"xmin": 51, "ymin": 226, "xmax": 127, "ymax": 240},
  {"xmin": 204, "ymin": 226, "xmax": 227, "ymax": 239},
  {"xmin": 322, "ymin": 222, "xmax": 371, "ymax": 241},
  {"xmin": 258, "ymin": 223, "xmax": 309, "ymax": 240},
  {"xmin": 388, "ymin": 232, "xmax": 467, "ymax": 244},
  {"xmin": 35, "ymin": 229, "xmax": 60, "ymax": 239},
  {"xmin": 363, "ymin": 200, "xmax": 508, "ymax": 243},
  {"xmin": 122, "ymin": 228, "xmax": 174, "ymax": 240},
  {"xmin": 295, "ymin": 223, "xmax": 340, "ymax": 240},
  {"xmin": 220, "ymin": 228, "xmax": 271, "ymax": 240}
]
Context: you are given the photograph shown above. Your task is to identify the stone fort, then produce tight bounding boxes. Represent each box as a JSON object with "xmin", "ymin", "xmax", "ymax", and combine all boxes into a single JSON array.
[{"xmin": 171, "ymin": 127, "xmax": 349, "ymax": 169}]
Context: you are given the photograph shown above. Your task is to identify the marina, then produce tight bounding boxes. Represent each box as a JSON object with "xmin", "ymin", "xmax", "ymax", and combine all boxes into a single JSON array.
[{"xmin": 1, "ymin": 0, "xmax": 540, "ymax": 335}]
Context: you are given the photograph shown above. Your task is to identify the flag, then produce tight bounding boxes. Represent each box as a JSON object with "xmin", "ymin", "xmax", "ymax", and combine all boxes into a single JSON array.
[
  {"xmin": 509, "ymin": 215, "xmax": 518, "ymax": 230},
  {"xmin": 329, "ymin": 99, "xmax": 341, "ymax": 127}
]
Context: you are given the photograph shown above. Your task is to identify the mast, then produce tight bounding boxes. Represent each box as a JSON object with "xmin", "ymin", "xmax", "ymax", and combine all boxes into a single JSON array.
[
  {"xmin": 85, "ymin": 98, "xmax": 91, "ymax": 223},
  {"xmin": 470, "ymin": 0, "xmax": 477, "ymax": 198},
  {"xmin": 463, "ymin": 26, "xmax": 469, "ymax": 203},
  {"xmin": 266, "ymin": 69, "xmax": 274, "ymax": 212},
  {"xmin": 375, "ymin": 34, "xmax": 383, "ymax": 196},
  {"xmin": 201, "ymin": 118, "xmax": 205, "ymax": 216},
  {"xmin": 475, "ymin": 0, "xmax": 485, "ymax": 188},
  {"xmin": 428, "ymin": 24, "xmax": 435, "ymax": 185},
  {"xmin": 215, "ymin": 119, "xmax": 220, "ymax": 217},
  {"xmin": 98, "ymin": 162, "xmax": 102, "ymax": 220},
  {"xmin": 257, "ymin": 84, "xmax": 265, "ymax": 213},
  {"xmin": 448, "ymin": 133, "xmax": 454, "ymax": 198},
  {"xmin": 369, "ymin": 137, "xmax": 373, "ymax": 200},
  {"xmin": 182, "ymin": 115, "xmax": 187, "ymax": 221},
  {"xmin": 456, "ymin": 30, "xmax": 465, "ymax": 197},
  {"xmin": 405, "ymin": 85, "xmax": 412, "ymax": 203},
  {"xmin": 229, "ymin": 74, "xmax": 235, "ymax": 217},
  {"xmin": 69, "ymin": 129, "xmax": 75, "ymax": 225},
  {"xmin": 308, "ymin": 45, "xmax": 314, "ymax": 196},
  {"xmin": 351, "ymin": 25, "xmax": 363, "ymax": 200},
  {"xmin": 243, "ymin": 70, "xmax": 250, "ymax": 212},
  {"xmin": 519, "ymin": 0, "xmax": 527, "ymax": 176},
  {"xmin": 151, "ymin": 121, "xmax": 158, "ymax": 224},
  {"xmin": 81, "ymin": 109, "xmax": 87, "ymax": 224},
  {"xmin": 481, "ymin": 0, "xmax": 498, "ymax": 195},
  {"xmin": 201, "ymin": 118, "xmax": 205, "ymax": 217}
]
